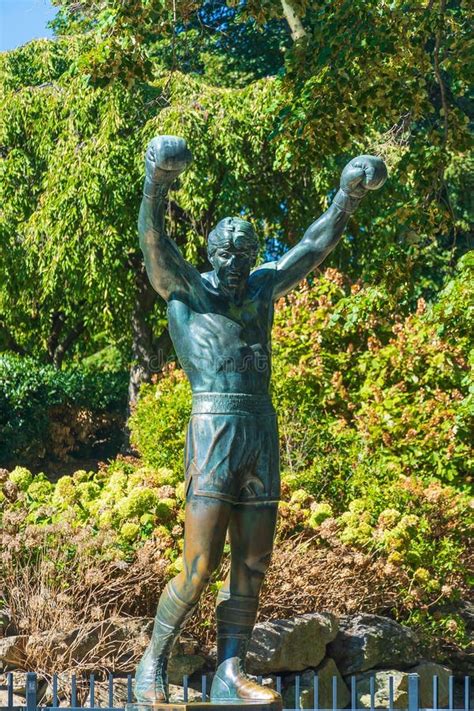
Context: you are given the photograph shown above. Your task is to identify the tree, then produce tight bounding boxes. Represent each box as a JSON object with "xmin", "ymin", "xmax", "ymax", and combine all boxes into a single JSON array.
[{"xmin": 0, "ymin": 0, "xmax": 471, "ymax": 430}]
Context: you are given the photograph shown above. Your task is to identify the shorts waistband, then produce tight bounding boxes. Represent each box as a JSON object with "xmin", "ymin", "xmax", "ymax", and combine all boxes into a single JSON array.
[{"xmin": 191, "ymin": 392, "xmax": 275, "ymax": 415}]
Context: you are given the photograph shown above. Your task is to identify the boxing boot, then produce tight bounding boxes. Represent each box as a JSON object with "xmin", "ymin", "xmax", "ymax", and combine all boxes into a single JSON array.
[
  {"xmin": 210, "ymin": 593, "xmax": 281, "ymax": 702},
  {"xmin": 134, "ymin": 582, "xmax": 194, "ymax": 703}
]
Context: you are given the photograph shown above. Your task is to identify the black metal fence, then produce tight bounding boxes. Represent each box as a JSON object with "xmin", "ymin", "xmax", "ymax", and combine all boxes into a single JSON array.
[{"xmin": 0, "ymin": 671, "xmax": 472, "ymax": 711}]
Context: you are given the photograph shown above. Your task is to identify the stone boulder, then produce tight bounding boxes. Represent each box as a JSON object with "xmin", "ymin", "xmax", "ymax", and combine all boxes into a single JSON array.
[
  {"xmin": 352, "ymin": 662, "xmax": 451, "ymax": 709},
  {"xmin": 169, "ymin": 684, "xmax": 205, "ymax": 703},
  {"xmin": 327, "ymin": 614, "xmax": 421, "ymax": 674},
  {"xmin": 247, "ymin": 613, "xmax": 338, "ymax": 674},
  {"xmin": 0, "ymin": 635, "xmax": 27, "ymax": 669},
  {"xmin": 0, "ymin": 690, "xmax": 25, "ymax": 707},
  {"xmin": 353, "ymin": 669, "xmax": 409, "ymax": 709},
  {"xmin": 412, "ymin": 662, "xmax": 451, "ymax": 709},
  {"xmin": 0, "ymin": 671, "xmax": 49, "ymax": 703},
  {"xmin": 283, "ymin": 659, "xmax": 350, "ymax": 710},
  {"xmin": 23, "ymin": 618, "xmax": 205, "ymax": 683},
  {"xmin": 169, "ymin": 634, "xmax": 206, "ymax": 683},
  {"xmin": 168, "ymin": 653, "xmax": 206, "ymax": 684}
]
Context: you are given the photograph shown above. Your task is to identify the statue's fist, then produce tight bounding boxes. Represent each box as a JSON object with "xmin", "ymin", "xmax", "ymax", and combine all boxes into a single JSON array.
[
  {"xmin": 340, "ymin": 155, "xmax": 387, "ymax": 199},
  {"xmin": 145, "ymin": 135, "xmax": 193, "ymax": 185}
]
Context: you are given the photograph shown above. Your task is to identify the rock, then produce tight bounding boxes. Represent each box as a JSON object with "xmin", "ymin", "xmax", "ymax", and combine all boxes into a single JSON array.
[
  {"xmin": 0, "ymin": 671, "xmax": 48, "ymax": 702},
  {"xmin": 25, "ymin": 617, "xmax": 153, "ymax": 669},
  {"xmin": 353, "ymin": 669, "xmax": 409, "ymax": 709},
  {"xmin": 327, "ymin": 614, "xmax": 421, "ymax": 674},
  {"xmin": 174, "ymin": 634, "xmax": 200, "ymax": 657},
  {"xmin": 83, "ymin": 679, "xmax": 132, "ymax": 707},
  {"xmin": 283, "ymin": 659, "xmax": 350, "ymax": 710},
  {"xmin": 169, "ymin": 684, "xmax": 206, "ymax": 703},
  {"xmin": 0, "ymin": 690, "xmax": 25, "ymax": 707},
  {"xmin": 247, "ymin": 613, "xmax": 338, "ymax": 674},
  {"xmin": 411, "ymin": 662, "xmax": 451, "ymax": 708},
  {"xmin": 0, "ymin": 635, "xmax": 27, "ymax": 669},
  {"xmin": 350, "ymin": 663, "xmax": 451, "ymax": 709},
  {"xmin": 40, "ymin": 676, "xmax": 72, "ymax": 707},
  {"xmin": 168, "ymin": 653, "xmax": 206, "ymax": 684}
]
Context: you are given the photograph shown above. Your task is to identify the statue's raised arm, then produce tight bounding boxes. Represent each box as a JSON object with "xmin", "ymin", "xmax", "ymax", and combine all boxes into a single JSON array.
[
  {"xmin": 269, "ymin": 155, "xmax": 388, "ymax": 300},
  {"xmin": 138, "ymin": 135, "xmax": 199, "ymax": 301}
]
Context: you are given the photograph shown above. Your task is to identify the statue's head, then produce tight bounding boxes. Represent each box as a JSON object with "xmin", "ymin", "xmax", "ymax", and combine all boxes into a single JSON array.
[{"xmin": 208, "ymin": 217, "xmax": 258, "ymax": 290}]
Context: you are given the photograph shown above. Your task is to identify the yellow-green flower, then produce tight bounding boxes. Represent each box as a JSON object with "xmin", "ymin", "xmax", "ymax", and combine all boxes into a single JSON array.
[
  {"xmin": 9, "ymin": 467, "xmax": 33, "ymax": 491},
  {"xmin": 377, "ymin": 508, "xmax": 401, "ymax": 529},
  {"xmin": 308, "ymin": 502, "xmax": 333, "ymax": 528},
  {"xmin": 27, "ymin": 479, "xmax": 53, "ymax": 501},
  {"xmin": 116, "ymin": 487, "xmax": 159, "ymax": 519},
  {"xmin": 120, "ymin": 522, "xmax": 140, "ymax": 541},
  {"xmin": 53, "ymin": 476, "xmax": 77, "ymax": 506},
  {"xmin": 413, "ymin": 567, "xmax": 431, "ymax": 585}
]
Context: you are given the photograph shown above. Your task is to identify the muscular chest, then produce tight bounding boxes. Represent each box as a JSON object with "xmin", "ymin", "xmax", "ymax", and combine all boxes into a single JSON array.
[{"xmin": 168, "ymin": 289, "xmax": 274, "ymax": 359}]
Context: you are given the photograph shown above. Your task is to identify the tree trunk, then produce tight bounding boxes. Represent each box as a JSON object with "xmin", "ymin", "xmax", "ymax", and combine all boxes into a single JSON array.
[
  {"xmin": 52, "ymin": 319, "xmax": 85, "ymax": 368},
  {"xmin": 281, "ymin": 0, "xmax": 307, "ymax": 42},
  {"xmin": 0, "ymin": 323, "xmax": 26, "ymax": 356},
  {"xmin": 46, "ymin": 310, "xmax": 85, "ymax": 368}
]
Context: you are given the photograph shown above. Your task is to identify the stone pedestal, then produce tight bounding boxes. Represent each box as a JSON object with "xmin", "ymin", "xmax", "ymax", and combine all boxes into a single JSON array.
[{"xmin": 126, "ymin": 702, "xmax": 282, "ymax": 711}]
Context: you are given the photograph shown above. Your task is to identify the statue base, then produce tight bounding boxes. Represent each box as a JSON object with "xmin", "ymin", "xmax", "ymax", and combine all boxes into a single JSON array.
[{"xmin": 126, "ymin": 702, "xmax": 282, "ymax": 711}]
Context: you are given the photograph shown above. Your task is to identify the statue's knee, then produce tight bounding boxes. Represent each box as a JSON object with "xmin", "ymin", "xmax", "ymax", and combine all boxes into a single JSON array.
[
  {"xmin": 189, "ymin": 553, "xmax": 218, "ymax": 590},
  {"xmin": 250, "ymin": 551, "xmax": 272, "ymax": 576},
  {"xmin": 243, "ymin": 549, "xmax": 273, "ymax": 579}
]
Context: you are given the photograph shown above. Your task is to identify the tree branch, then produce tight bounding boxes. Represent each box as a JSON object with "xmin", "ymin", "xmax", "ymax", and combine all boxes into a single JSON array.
[
  {"xmin": 53, "ymin": 319, "xmax": 85, "ymax": 368},
  {"xmin": 281, "ymin": 0, "xmax": 307, "ymax": 42},
  {"xmin": 47, "ymin": 311, "xmax": 66, "ymax": 364},
  {"xmin": 433, "ymin": 0, "xmax": 448, "ymax": 148},
  {"xmin": 0, "ymin": 322, "xmax": 26, "ymax": 356}
]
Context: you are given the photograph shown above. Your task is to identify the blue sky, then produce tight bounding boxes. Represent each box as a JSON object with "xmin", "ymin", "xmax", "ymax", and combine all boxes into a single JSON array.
[{"xmin": 0, "ymin": 0, "xmax": 57, "ymax": 52}]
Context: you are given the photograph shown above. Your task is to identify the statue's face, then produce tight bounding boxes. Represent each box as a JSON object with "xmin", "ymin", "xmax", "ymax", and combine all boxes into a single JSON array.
[{"xmin": 210, "ymin": 238, "xmax": 257, "ymax": 291}]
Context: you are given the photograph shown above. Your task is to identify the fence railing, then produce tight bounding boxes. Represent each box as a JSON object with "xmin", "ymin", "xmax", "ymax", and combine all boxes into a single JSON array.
[{"xmin": 0, "ymin": 671, "xmax": 472, "ymax": 711}]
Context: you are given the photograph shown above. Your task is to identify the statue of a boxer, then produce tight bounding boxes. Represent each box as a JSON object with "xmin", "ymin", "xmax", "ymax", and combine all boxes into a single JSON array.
[{"xmin": 134, "ymin": 136, "xmax": 387, "ymax": 704}]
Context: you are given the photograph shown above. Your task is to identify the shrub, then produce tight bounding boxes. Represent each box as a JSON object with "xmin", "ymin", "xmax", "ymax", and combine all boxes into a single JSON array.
[
  {"xmin": 129, "ymin": 364, "xmax": 191, "ymax": 477},
  {"xmin": 1, "ymin": 461, "xmax": 471, "ymax": 659},
  {"xmin": 272, "ymin": 260, "xmax": 472, "ymax": 504},
  {"xmin": 0, "ymin": 354, "xmax": 128, "ymax": 462}
]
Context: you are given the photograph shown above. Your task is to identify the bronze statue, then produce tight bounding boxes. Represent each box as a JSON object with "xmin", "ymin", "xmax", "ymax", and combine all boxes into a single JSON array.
[{"xmin": 134, "ymin": 136, "xmax": 387, "ymax": 705}]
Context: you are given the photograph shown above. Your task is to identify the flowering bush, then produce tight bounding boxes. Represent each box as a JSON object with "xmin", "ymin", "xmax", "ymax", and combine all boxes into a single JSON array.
[
  {"xmin": 2, "ymin": 459, "xmax": 183, "ymax": 558},
  {"xmin": 0, "ymin": 355, "xmax": 127, "ymax": 462},
  {"xmin": 128, "ymin": 365, "xmax": 191, "ymax": 476},
  {"xmin": 1, "ymin": 463, "xmax": 471, "ymax": 656},
  {"xmin": 1, "ymin": 256, "xmax": 472, "ymax": 659}
]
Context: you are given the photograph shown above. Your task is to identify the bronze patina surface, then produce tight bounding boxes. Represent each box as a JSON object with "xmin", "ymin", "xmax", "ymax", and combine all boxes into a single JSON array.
[
  {"xmin": 126, "ymin": 701, "xmax": 282, "ymax": 711},
  {"xmin": 134, "ymin": 135, "xmax": 387, "ymax": 705}
]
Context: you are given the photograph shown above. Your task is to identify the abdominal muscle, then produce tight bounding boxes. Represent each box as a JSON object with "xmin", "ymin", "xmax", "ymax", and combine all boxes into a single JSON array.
[
  {"xmin": 166, "ymin": 277, "xmax": 275, "ymax": 396},
  {"xmin": 168, "ymin": 312, "xmax": 272, "ymax": 396}
]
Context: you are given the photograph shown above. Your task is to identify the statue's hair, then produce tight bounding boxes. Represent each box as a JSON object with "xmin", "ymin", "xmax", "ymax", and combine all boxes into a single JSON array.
[{"xmin": 207, "ymin": 217, "xmax": 258, "ymax": 258}]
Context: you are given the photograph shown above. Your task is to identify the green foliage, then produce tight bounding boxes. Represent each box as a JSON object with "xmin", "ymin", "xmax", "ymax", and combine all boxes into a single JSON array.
[
  {"xmin": 341, "ymin": 477, "xmax": 471, "ymax": 641},
  {"xmin": 1, "ymin": 1, "xmax": 472, "ymax": 371},
  {"xmin": 2, "ymin": 460, "xmax": 183, "ymax": 557},
  {"xmin": 129, "ymin": 365, "xmax": 192, "ymax": 476},
  {"xmin": 0, "ymin": 353, "xmax": 127, "ymax": 461},
  {"xmin": 272, "ymin": 256, "xmax": 473, "ymax": 503}
]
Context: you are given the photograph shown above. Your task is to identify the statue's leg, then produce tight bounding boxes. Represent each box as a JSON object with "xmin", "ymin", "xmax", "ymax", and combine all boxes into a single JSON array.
[
  {"xmin": 211, "ymin": 502, "xmax": 280, "ymax": 702},
  {"xmin": 134, "ymin": 488, "xmax": 232, "ymax": 703}
]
